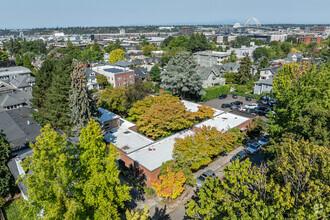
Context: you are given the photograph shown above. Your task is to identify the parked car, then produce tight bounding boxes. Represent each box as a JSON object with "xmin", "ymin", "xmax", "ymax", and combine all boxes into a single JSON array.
[
  {"xmin": 230, "ymin": 105, "xmax": 239, "ymax": 110},
  {"xmin": 221, "ymin": 103, "xmax": 231, "ymax": 108},
  {"xmin": 247, "ymin": 109, "xmax": 258, "ymax": 115},
  {"xmin": 232, "ymin": 94, "xmax": 238, "ymax": 99},
  {"xmin": 245, "ymin": 103, "xmax": 258, "ymax": 109},
  {"xmin": 234, "ymin": 101, "xmax": 243, "ymax": 105},
  {"xmin": 230, "ymin": 150, "xmax": 248, "ymax": 162},
  {"xmin": 219, "ymin": 94, "xmax": 227, "ymax": 99},
  {"xmin": 246, "ymin": 96, "xmax": 252, "ymax": 101},
  {"xmin": 196, "ymin": 170, "xmax": 217, "ymax": 188},
  {"xmin": 238, "ymin": 106, "xmax": 247, "ymax": 111},
  {"xmin": 246, "ymin": 143, "xmax": 262, "ymax": 154},
  {"xmin": 258, "ymin": 137, "xmax": 270, "ymax": 146},
  {"xmin": 255, "ymin": 110, "xmax": 267, "ymax": 116},
  {"xmin": 230, "ymin": 101, "xmax": 236, "ymax": 106},
  {"xmin": 255, "ymin": 106, "xmax": 271, "ymax": 112}
]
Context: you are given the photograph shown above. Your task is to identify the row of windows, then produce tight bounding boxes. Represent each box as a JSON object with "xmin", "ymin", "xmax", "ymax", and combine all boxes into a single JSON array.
[
  {"xmin": 117, "ymin": 75, "xmax": 133, "ymax": 81},
  {"xmin": 117, "ymin": 81, "xmax": 133, "ymax": 87}
]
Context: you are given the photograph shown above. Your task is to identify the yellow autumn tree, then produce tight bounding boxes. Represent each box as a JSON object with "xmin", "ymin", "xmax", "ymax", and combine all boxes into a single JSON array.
[
  {"xmin": 108, "ymin": 49, "xmax": 125, "ymax": 63},
  {"xmin": 193, "ymin": 105, "xmax": 214, "ymax": 121},
  {"xmin": 137, "ymin": 102, "xmax": 195, "ymax": 139},
  {"xmin": 152, "ymin": 167, "xmax": 186, "ymax": 199},
  {"xmin": 173, "ymin": 126, "xmax": 237, "ymax": 170}
]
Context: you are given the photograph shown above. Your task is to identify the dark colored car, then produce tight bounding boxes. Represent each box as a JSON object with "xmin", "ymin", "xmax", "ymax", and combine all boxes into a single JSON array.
[
  {"xmin": 221, "ymin": 103, "xmax": 231, "ymax": 108},
  {"xmin": 230, "ymin": 105, "xmax": 239, "ymax": 110},
  {"xmin": 255, "ymin": 110, "xmax": 267, "ymax": 116},
  {"xmin": 230, "ymin": 150, "xmax": 248, "ymax": 162},
  {"xmin": 196, "ymin": 170, "xmax": 217, "ymax": 188},
  {"xmin": 255, "ymin": 106, "xmax": 271, "ymax": 112},
  {"xmin": 230, "ymin": 101, "xmax": 236, "ymax": 106},
  {"xmin": 247, "ymin": 109, "xmax": 258, "ymax": 115},
  {"xmin": 219, "ymin": 94, "xmax": 227, "ymax": 99},
  {"xmin": 235, "ymin": 101, "xmax": 243, "ymax": 105},
  {"xmin": 232, "ymin": 94, "xmax": 238, "ymax": 99},
  {"xmin": 246, "ymin": 96, "xmax": 252, "ymax": 101}
]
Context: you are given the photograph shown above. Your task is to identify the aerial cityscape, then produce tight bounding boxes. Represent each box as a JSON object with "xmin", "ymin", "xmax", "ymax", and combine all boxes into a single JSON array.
[{"xmin": 0, "ymin": 0, "xmax": 329, "ymax": 219}]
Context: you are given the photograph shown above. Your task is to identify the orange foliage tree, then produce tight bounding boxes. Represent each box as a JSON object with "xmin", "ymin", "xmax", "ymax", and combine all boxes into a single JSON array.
[
  {"xmin": 137, "ymin": 102, "xmax": 195, "ymax": 139},
  {"xmin": 173, "ymin": 126, "xmax": 237, "ymax": 170},
  {"xmin": 128, "ymin": 94, "xmax": 180, "ymax": 122},
  {"xmin": 152, "ymin": 167, "xmax": 186, "ymax": 199},
  {"xmin": 193, "ymin": 105, "xmax": 214, "ymax": 121}
]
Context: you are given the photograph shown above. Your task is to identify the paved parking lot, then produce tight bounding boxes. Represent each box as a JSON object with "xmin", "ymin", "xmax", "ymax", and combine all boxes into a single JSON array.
[{"xmin": 201, "ymin": 95, "xmax": 258, "ymax": 112}]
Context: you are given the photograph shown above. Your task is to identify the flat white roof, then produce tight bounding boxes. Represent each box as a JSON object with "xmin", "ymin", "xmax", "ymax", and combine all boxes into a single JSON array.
[
  {"xmin": 181, "ymin": 100, "xmax": 223, "ymax": 117},
  {"xmin": 98, "ymin": 107, "xmax": 120, "ymax": 123},
  {"xmin": 194, "ymin": 112, "xmax": 250, "ymax": 132},
  {"xmin": 127, "ymin": 130, "xmax": 194, "ymax": 171},
  {"xmin": 103, "ymin": 118, "xmax": 154, "ymax": 154}
]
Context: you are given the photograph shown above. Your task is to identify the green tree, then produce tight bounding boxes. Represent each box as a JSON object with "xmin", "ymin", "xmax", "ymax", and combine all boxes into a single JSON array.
[
  {"xmin": 92, "ymin": 39, "xmax": 102, "ymax": 52},
  {"xmin": 161, "ymin": 46, "xmax": 186, "ymax": 64},
  {"xmin": 223, "ymin": 72, "xmax": 237, "ymax": 84},
  {"xmin": 126, "ymin": 205, "xmax": 149, "ymax": 220},
  {"xmin": 236, "ymin": 54, "xmax": 252, "ymax": 84},
  {"xmin": 79, "ymin": 48, "xmax": 103, "ymax": 64},
  {"xmin": 76, "ymin": 120, "xmax": 131, "ymax": 219},
  {"xmin": 159, "ymin": 160, "xmax": 195, "ymax": 186},
  {"xmin": 280, "ymin": 42, "xmax": 293, "ymax": 56},
  {"xmin": 96, "ymin": 74, "xmax": 109, "ymax": 87},
  {"xmin": 0, "ymin": 132, "xmax": 11, "ymax": 200},
  {"xmin": 186, "ymin": 33, "xmax": 212, "ymax": 53},
  {"xmin": 108, "ymin": 49, "xmax": 125, "ymax": 63},
  {"xmin": 265, "ymin": 137, "xmax": 330, "ymax": 219},
  {"xmin": 161, "ymin": 52, "xmax": 203, "ymax": 99},
  {"xmin": 160, "ymin": 36, "xmax": 174, "ymax": 48},
  {"xmin": 231, "ymin": 36, "xmax": 251, "ymax": 48},
  {"xmin": 142, "ymin": 44, "xmax": 154, "ymax": 56},
  {"xmin": 22, "ymin": 54, "xmax": 34, "ymax": 73},
  {"xmin": 186, "ymin": 159, "xmax": 293, "ymax": 219},
  {"xmin": 149, "ymin": 65, "xmax": 161, "ymax": 82},
  {"xmin": 253, "ymin": 47, "xmax": 271, "ymax": 60},
  {"xmin": 247, "ymin": 117, "xmax": 266, "ymax": 138},
  {"xmin": 44, "ymin": 56, "xmax": 72, "ymax": 133},
  {"xmin": 286, "ymin": 36, "xmax": 297, "ymax": 44},
  {"xmin": 269, "ymin": 62, "xmax": 329, "ymax": 146},
  {"xmin": 105, "ymin": 39, "xmax": 123, "ymax": 53},
  {"xmin": 0, "ymin": 50, "xmax": 9, "ymax": 61},
  {"xmin": 168, "ymin": 36, "xmax": 189, "ymax": 49},
  {"xmin": 20, "ymin": 120, "xmax": 131, "ymax": 219},
  {"xmin": 31, "ymin": 59, "xmax": 56, "ymax": 125},
  {"xmin": 227, "ymin": 51, "xmax": 237, "ymax": 63},
  {"xmin": 69, "ymin": 62, "xmax": 99, "ymax": 136}
]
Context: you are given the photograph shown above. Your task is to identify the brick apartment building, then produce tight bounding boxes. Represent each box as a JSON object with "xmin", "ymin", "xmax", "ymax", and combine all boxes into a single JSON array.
[
  {"xmin": 92, "ymin": 65, "xmax": 135, "ymax": 87},
  {"xmin": 99, "ymin": 101, "xmax": 255, "ymax": 188},
  {"xmin": 297, "ymin": 36, "xmax": 322, "ymax": 45}
]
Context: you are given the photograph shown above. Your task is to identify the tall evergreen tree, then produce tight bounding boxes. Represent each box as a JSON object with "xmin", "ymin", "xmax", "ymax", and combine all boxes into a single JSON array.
[
  {"xmin": 44, "ymin": 56, "xmax": 72, "ymax": 133},
  {"xmin": 69, "ymin": 62, "xmax": 99, "ymax": 136},
  {"xmin": 236, "ymin": 54, "xmax": 253, "ymax": 84},
  {"xmin": 0, "ymin": 132, "xmax": 11, "ymax": 199},
  {"xmin": 161, "ymin": 52, "xmax": 203, "ymax": 99}
]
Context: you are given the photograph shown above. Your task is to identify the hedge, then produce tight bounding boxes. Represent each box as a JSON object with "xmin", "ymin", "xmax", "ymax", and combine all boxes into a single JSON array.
[
  {"xmin": 229, "ymin": 91, "xmax": 267, "ymax": 100},
  {"xmin": 201, "ymin": 85, "xmax": 231, "ymax": 101}
]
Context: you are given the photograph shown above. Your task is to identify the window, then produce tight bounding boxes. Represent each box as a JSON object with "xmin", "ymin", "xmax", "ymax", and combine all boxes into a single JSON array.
[
  {"xmin": 143, "ymin": 174, "xmax": 147, "ymax": 180},
  {"xmin": 129, "ymin": 75, "xmax": 133, "ymax": 79},
  {"xmin": 118, "ymin": 83, "xmax": 122, "ymax": 86},
  {"xmin": 117, "ymin": 77, "xmax": 121, "ymax": 81},
  {"xmin": 129, "ymin": 164, "xmax": 133, "ymax": 170}
]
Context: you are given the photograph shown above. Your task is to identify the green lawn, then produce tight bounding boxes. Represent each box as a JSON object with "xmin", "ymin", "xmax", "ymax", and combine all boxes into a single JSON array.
[{"xmin": 3, "ymin": 199, "xmax": 31, "ymax": 220}]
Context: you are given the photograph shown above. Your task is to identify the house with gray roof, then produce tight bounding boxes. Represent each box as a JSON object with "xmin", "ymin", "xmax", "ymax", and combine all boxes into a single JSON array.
[
  {"xmin": 0, "ymin": 90, "xmax": 32, "ymax": 111},
  {"xmin": 254, "ymin": 78, "xmax": 273, "ymax": 95},
  {"xmin": 84, "ymin": 68, "xmax": 100, "ymax": 90},
  {"xmin": 220, "ymin": 62, "xmax": 240, "ymax": 74},
  {"xmin": 0, "ymin": 66, "xmax": 32, "ymax": 83},
  {"xmin": 133, "ymin": 67, "xmax": 149, "ymax": 81},
  {"xmin": 198, "ymin": 65, "xmax": 226, "ymax": 88},
  {"xmin": 259, "ymin": 66, "xmax": 281, "ymax": 80},
  {"xmin": 9, "ymin": 75, "xmax": 35, "ymax": 90}
]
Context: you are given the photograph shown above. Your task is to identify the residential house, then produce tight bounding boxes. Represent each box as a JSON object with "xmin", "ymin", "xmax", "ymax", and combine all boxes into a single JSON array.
[
  {"xmin": 198, "ymin": 65, "xmax": 226, "ymax": 88},
  {"xmin": 254, "ymin": 78, "xmax": 273, "ymax": 95},
  {"xmin": 84, "ymin": 68, "xmax": 100, "ymax": 90},
  {"xmin": 9, "ymin": 75, "xmax": 35, "ymax": 90},
  {"xmin": 259, "ymin": 66, "xmax": 281, "ymax": 80},
  {"xmin": 133, "ymin": 67, "xmax": 149, "ymax": 81},
  {"xmin": 193, "ymin": 51, "xmax": 230, "ymax": 67},
  {"xmin": 0, "ymin": 66, "xmax": 32, "ymax": 83}
]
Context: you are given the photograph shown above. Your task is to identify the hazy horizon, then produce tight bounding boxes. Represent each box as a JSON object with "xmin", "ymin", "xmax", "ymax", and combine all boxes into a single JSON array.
[{"xmin": 1, "ymin": 0, "xmax": 329, "ymax": 29}]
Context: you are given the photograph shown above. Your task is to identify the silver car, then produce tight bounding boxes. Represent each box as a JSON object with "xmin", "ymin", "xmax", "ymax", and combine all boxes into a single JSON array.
[{"xmin": 196, "ymin": 170, "xmax": 217, "ymax": 188}]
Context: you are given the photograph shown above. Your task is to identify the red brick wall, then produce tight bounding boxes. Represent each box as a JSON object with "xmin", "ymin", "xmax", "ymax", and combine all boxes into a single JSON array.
[
  {"xmin": 117, "ymin": 149, "xmax": 160, "ymax": 187},
  {"xmin": 114, "ymin": 70, "xmax": 135, "ymax": 87}
]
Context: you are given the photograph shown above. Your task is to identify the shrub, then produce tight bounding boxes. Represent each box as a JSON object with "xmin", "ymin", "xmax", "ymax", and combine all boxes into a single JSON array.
[
  {"xmin": 143, "ymin": 186, "xmax": 155, "ymax": 197},
  {"xmin": 236, "ymin": 85, "xmax": 248, "ymax": 93},
  {"xmin": 201, "ymin": 85, "xmax": 230, "ymax": 101}
]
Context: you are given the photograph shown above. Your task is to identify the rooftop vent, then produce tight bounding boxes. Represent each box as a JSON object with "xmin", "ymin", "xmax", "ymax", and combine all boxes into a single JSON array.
[{"xmin": 123, "ymin": 131, "xmax": 131, "ymax": 134}]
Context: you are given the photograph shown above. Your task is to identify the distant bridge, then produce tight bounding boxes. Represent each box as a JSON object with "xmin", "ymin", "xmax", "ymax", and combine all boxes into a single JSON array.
[{"xmin": 244, "ymin": 17, "xmax": 261, "ymax": 27}]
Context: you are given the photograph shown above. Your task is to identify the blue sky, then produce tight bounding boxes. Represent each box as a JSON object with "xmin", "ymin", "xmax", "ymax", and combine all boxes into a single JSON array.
[{"xmin": 1, "ymin": 0, "xmax": 329, "ymax": 28}]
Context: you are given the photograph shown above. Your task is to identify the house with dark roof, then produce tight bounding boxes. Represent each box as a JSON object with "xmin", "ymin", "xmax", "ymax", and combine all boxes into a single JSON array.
[
  {"xmin": 0, "ymin": 90, "xmax": 32, "ymax": 111},
  {"xmin": 0, "ymin": 107, "xmax": 42, "ymax": 151},
  {"xmin": 133, "ymin": 67, "xmax": 149, "ymax": 81},
  {"xmin": 198, "ymin": 65, "xmax": 226, "ymax": 88},
  {"xmin": 219, "ymin": 63, "xmax": 240, "ymax": 74},
  {"xmin": 84, "ymin": 68, "xmax": 100, "ymax": 90}
]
